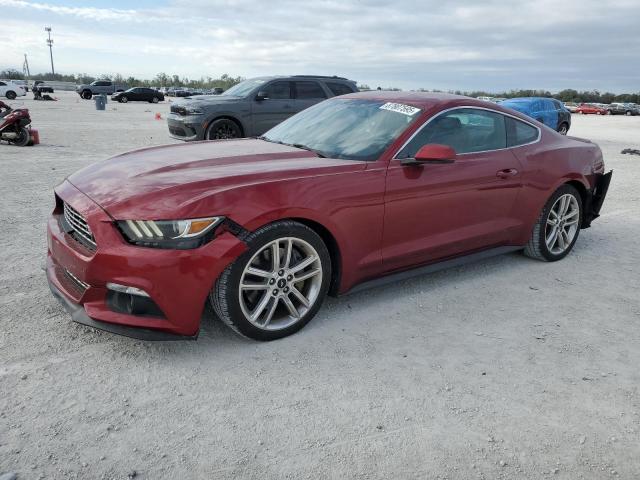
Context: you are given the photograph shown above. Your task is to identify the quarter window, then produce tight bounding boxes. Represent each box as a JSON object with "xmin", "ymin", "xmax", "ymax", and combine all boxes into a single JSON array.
[
  {"xmin": 506, "ymin": 117, "xmax": 539, "ymax": 147},
  {"xmin": 397, "ymin": 108, "xmax": 507, "ymax": 157},
  {"xmin": 294, "ymin": 81, "xmax": 327, "ymax": 100},
  {"xmin": 326, "ymin": 82, "xmax": 355, "ymax": 96},
  {"xmin": 265, "ymin": 81, "xmax": 291, "ymax": 100}
]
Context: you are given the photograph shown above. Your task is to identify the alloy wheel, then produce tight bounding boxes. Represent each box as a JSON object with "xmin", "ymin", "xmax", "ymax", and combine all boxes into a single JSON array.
[
  {"xmin": 209, "ymin": 122, "xmax": 239, "ymax": 140},
  {"xmin": 545, "ymin": 194, "xmax": 580, "ymax": 255},
  {"xmin": 238, "ymin": 237, "xmax": 323, "ymax": 330}
]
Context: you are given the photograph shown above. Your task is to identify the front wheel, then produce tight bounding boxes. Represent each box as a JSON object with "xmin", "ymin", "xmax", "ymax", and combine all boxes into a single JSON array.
[
  {"xmin": 120, "ymin": 96, "xmax": 128, "ymax": 103},
  {"xmin": 211, "ymin": 220, "xmax": 331, "ymax": 340},
  {"xmin": 524, "ymin": 184, "xmax": 582, "ymax": 262},
  {"xmin": 81, "ymin": 90, "xmax": 92, "ymax": 100},
  {"xmin": 152, "ymin": 97, "xmax": 160, "ymax": 103},
  {"xmin": 206, "ymin": 118, "xmax": 241, "ymax": 140},
  {"xmin": 5, "ymin": 91, "xmax": 16, "ymax": 100}
]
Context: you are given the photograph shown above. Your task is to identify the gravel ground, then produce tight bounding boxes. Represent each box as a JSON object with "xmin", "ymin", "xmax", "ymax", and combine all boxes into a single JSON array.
[{"xmin": 1, "ymin": 92, "xmax": 639, "ymax": 480}]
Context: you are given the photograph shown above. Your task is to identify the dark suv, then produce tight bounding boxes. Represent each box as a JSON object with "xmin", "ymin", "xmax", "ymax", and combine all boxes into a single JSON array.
[{"xmin": 167, "ymin": 75, "xmax": 358, "ymax": 141}]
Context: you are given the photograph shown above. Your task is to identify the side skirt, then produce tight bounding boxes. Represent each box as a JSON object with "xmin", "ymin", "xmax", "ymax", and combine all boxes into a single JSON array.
[{"xmin": 343, "ymin": 246, "xmax": 523, "ymax": 296}]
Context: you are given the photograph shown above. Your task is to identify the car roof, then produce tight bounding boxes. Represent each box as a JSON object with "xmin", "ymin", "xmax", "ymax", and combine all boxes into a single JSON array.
[
  {"xmin": 249, "ymin": 75, "xmax": 356, "ymax": 83},
  {"xmin": 501, "ymin": 97, "xmax": 553, "ymax": 103},
  {"xmin": 336, "ymin": 91, "xmax": 546, "ymax": 124},
  {"xmin": 338, "ymin": 91, "xmax": 499, "ymax": 109}
]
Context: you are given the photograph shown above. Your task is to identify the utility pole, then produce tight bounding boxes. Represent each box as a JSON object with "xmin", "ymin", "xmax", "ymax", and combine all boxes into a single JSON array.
[
  {"xmin": 45, "ymin": 27, "xmax": 55, "ymax": 76},
  {"xmin": 23, "ymin": 54, "xmax": 31, "ymax": 78}
]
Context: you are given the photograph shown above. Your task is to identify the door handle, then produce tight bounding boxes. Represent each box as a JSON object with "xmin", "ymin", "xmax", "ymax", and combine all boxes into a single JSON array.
[{"xmin": 496, "ymin": 168, "xmax": 518, "ymax": 179}]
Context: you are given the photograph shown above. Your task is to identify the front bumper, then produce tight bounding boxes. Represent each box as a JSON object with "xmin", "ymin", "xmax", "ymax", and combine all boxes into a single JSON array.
[
  {"xmin": 47, "ymin": 180, "xmax": 247, "ymax": 339},
  {"xmin": 167, "ymin": 114, "xmax": 205, "ymax": 141}
]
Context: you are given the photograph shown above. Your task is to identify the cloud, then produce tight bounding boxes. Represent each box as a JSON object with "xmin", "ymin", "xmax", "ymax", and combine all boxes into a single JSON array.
[{"xmin": 1, "ymin": 0, "xmax": 639, "ymax": 92}]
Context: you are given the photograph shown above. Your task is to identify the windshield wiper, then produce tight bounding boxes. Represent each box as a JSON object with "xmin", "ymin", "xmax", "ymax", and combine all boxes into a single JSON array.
[
  {"xmin": 291, "ymin": 143, "xmax": 326, "ymax": 158},
  {"xmin": 257, "ymin": 138, "xmax": 326, "ymax": 157}
]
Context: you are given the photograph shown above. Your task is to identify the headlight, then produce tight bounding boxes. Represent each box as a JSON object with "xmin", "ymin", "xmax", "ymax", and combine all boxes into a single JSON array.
[
  {"xmin": 117, "ymin": 217, "xmax": 223, "ymax": 249},
  {"xmin": 185, "ymin": 106, "xmax": 204, "ymax": 115}
]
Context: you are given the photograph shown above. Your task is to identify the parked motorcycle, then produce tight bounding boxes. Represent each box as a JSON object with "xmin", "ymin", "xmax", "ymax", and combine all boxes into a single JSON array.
[{"xmin": 0, "ymin": 107, "xmax": 32, "ymax": 147}]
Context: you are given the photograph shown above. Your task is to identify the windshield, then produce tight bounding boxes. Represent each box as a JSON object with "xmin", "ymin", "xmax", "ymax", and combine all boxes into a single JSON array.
[
  {"xmin": 262, "ymin": 99, "xmax": 422, "ymax": 161},
  {"xmin": 222, "ymin": 79, "xmax": 266, "ymax": 97}
]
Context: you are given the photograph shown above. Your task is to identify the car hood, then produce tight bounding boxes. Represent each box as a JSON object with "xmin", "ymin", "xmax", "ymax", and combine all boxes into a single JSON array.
[
  {"xmin": 67, "ymin": 139, "xmax": 366, "ymax": 220},
  {"xmin": 175, "ymin": 95, "xmax": 241, "ymax": 106}
]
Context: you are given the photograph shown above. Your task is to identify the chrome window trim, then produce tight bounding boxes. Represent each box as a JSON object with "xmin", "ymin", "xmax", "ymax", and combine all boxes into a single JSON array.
[{"xmin": 393, "ymin": 105, "xmax": 542, "ymax": 159}]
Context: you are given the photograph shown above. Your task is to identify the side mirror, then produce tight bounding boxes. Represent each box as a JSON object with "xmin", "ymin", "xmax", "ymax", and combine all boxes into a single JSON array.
[
  {"xmin": 256, "ymin": 91, "xmax": 269, "ymax": 101},
  {"xmin": 401, "ymin": 144, "xmax": 456, "ymax": 166}
]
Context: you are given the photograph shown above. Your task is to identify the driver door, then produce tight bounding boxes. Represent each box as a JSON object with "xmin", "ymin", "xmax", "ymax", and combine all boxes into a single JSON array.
[
  {"xmin": 251, "ymin": 81, "xmax": 295, "ymax": 135},
  {"xmin": 382, "ymin": 108, "xmax": 523, "ymax": 272}
]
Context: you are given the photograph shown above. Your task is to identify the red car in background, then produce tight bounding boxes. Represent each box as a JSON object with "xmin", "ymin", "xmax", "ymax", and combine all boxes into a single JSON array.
[
  {"xmin": 47, "ymin": 92, "xmax": 612, "ymax": 341},
  {"xmin": 575, "ymin": 103, "xmax": 609, "ymax": 115}
]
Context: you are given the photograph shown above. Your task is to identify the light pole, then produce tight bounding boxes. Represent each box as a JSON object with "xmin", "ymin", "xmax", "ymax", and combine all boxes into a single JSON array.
[{"xmin": 45, "ymin": 27, "xmax": 55, "ymax": 76}]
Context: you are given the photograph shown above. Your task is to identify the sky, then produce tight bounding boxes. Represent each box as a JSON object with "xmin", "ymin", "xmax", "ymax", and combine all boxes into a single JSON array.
[{"xmin": 1, "ymin": 0, "xmax": 639, "ymax": 93}]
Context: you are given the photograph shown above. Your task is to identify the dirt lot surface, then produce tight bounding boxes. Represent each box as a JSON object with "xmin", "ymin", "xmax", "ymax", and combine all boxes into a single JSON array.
[{"xmin": 1, "ymin": 92, "xmax": 639, "ymax": 479}]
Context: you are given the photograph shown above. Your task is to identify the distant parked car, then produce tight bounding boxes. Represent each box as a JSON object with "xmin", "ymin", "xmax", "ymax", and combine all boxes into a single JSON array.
[
  {"xmin": 112, "ymin": 88, "xmax": 164, "ymax": 103},
  {"xmin": 76, "ymin": 80, "xmax": 127, "ymax": 99},
  {"xmin": 500, "ymin": 97, "xmax": 571, "ymax": 134},
  {"xmin": 0, "ymin": 80, "xmax": 27, "ymax": 99},
  {"xmin": 167, "ymin": 75, "xmax": 358, "ymax": 141},
  {"xmin": 563, "ymin": 102, "xmax": 579, "ymax": 113},
  {"xmin": 607, "ymin": 103, "xmax": 638, "ymax": 116},
  {"xmin": 32, "ymin": 80, "xmax": 54, "ymax": 94},
  {"xmin": 575, "ymin": 103, "xmax": 609, "ymax": 115}
]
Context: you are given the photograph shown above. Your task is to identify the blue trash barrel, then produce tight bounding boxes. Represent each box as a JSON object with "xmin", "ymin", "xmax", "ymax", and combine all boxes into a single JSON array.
[{"xmin": 94, "ymin": 94, "xmax": 106, "ymax": 111}]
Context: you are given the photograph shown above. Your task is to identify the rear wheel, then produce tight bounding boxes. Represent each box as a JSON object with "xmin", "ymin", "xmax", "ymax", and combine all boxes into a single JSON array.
[
  {"xmin": 9, "ymin": 127, "xmax": 30, "ymax": 147},
  {"xmin": 5, "ymin": 91, "xmax": 16, "ymax": 100},
  {"xmin": 524, "ymin": 184, "xmax": 582, "ymax": 262},
  {"xmin": 206, "ymin": 118, "xmax": 241, "ymax": 140},
  {"xmin": 557, "ymin": 123, "xmax": 569, "ymax": 135},
  {"xmin": 211, "ymin": 220, "xmax": 331, "ymax": 340}
]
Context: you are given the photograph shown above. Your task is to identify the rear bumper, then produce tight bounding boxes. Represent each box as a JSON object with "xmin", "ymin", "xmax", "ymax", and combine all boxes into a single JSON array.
[{"xmin": 584, "ymin": 170, "xmax": 613, "ymax": 227}]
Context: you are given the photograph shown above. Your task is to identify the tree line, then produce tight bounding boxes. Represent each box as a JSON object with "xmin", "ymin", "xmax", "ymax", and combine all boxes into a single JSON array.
[{"xmin": 2, "ymin": 68, "xmax": 638, "ymax": 103}]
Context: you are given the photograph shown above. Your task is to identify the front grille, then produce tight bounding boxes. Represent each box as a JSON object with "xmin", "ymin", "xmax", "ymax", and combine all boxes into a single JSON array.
[
  {"xmin": 170, "ymin": 105, "xmax": 187, "ymax": 115},
  {"xmin": 63, "ymin": 202, "xmax": 97, "ymax": 250}
]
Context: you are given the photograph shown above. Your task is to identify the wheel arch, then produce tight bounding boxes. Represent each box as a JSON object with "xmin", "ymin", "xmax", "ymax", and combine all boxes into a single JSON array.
[{"xmin": 288, "ymin": 217, "xmax": 342, "ymax": 297}]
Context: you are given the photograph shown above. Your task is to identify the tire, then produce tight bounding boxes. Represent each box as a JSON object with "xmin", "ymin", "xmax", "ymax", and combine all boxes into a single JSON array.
[
  {"xmin": 524, "ymin": 184, "xmax": 582, "ymax": 262},
  {"xmin": 152, "ymin": 97, "xmax": 159, "ymax": 103},
  {"xmin": 120, "ymin": 96, "xmax": 128, "ymax": 103},
  {"xmin": 626, "ymin": 110, "xmax": 632, "ymax": 116},
  {"xmin": 206, "ymin": 118, "xmax": 242, "ymax": 140},
  {"xmin": 211, "ymin": 220, "xmax": 331, "ymax": 341},
  {"xmin": 9, "ymin": 127, "xmax": 30, "ymax": 147},
  {"xmin": 5, "ymin": 91, "xmax": 16, "ymax": 100},
  {"xmin": 81, "ymin": 90, "xmax": 92, "ymax": 100},
  {"xmin": 557, "ymin": 123, "xmax": 569, "ymax": 135}
]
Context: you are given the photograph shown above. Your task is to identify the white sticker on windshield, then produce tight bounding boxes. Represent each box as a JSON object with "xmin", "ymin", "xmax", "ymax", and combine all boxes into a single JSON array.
[{"xmin": 379, "ymin": 102, "xmax": 421, "ymax": 116}]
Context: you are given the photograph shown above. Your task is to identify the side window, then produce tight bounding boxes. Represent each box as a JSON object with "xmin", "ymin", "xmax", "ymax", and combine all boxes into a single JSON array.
[
  {"xmin": 506, "ymin": 117, "xmax": 539, "ymax": 147},
  {"xmin": 397, "ymin": 108, "xmax": 506, "ymax": 157},
  {"xmin": 326, "ymin": 82, "xmax": 355, "ymax": 96},
  {"xmin": 264, "ymin": 81, "xmax": 291, "ymax": 99},
  {"xmin": 0, "ymin": 81, "xmax": 6, "ymax": 86},
  {"xmin": 294, "ymin": 81, "xmax": 327, "ymax": 100}
]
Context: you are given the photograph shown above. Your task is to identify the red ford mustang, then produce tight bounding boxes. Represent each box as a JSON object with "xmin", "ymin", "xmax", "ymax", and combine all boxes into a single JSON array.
[{"xmin": 47, "ymin": 92, "xmax": 612, "ymax": 341}]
